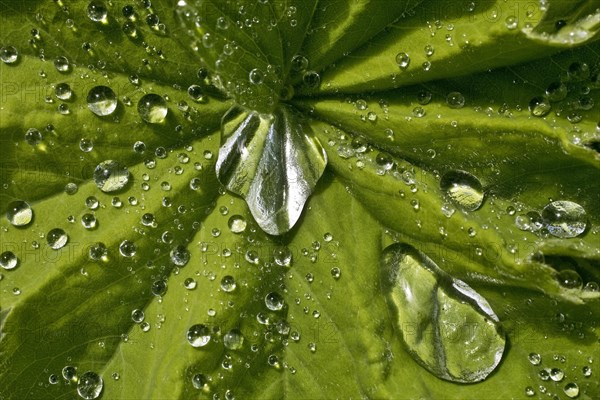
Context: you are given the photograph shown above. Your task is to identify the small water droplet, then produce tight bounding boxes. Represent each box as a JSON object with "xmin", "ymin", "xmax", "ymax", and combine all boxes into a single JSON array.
[
  {"xmin": 0, "ymin": 45, "xmax": 19, "ymax": 64},
  {"xmin": 88, "ymin": 242, "xmax": 107, "ymax": 261},
  {"xmin": 62, "ymin": 365, "xmax": 77, "ymax": 381},
  {"xmin": 228, "ymin": 215, "xmax": 247, "ymax": 233},
  {"xmin": 6, "ymin": 200, "xmax": 33, "ymax": 226},
  {"xmin": 545, "ymin": 82, "xmax": 567, "ymax": 102},
  {"xmin": 191, "ymin": 373, "xmax": 207, "ymax": 389},
  {"xmin": 87, "ymin": 86, "xmax": 117, "ymax": 116},
  {"xmin": 119, "ymin": 240, "xmax": 136, "ymax": 257},
  {"xmin": 505, "ymin": 16, "xmax": 518, "ymax": 29},
  {"xmin": 87, "ymin": 1, "xmax": 108, "ymax": 23},
  {"xmin": 291, "ymin": 54, "xmax": 308, "ymax": 72},
  {"xmin": 529, "ymin": 96, "xmax": 551, "ymax": 117},
  {"xmin": 184, "ymin": 278, "xmax": 196, "ymax": 290},
  {"xmin": 187, "ymin": 324, "xmax": 211, "ymax": 347},
  {"xmin": 81, "ymin": 213, "xmax": 97, "ymax": 229},
  {"xmin": 424, "ymin": 44, "xmax": 435, "ymax": 56},
  {"xmin": 395, "ymin": 52, "xmax": 410, "ymax": 69},
  {"xmin": 273, "ymin": 246, "xmax": 292, "ymax": 267},
  {"xmin": 131, "ymin": 309, "xmax": 145, "ymax": 323},
  {"xmin": 567, "ymin": 62, "xmax": 590, "ymax": 82},
  {"xmin": 93, "ymin": 160, "xmax": 130, "ymax": 192},
  {"xmin": 550, "ymin": 367, "xmax": 564, "ymax": 382},
  {"xmin": 151, "ymin": 280, "xmax": 167, "ymax": 296},
  {"xmin": 265, "ymin": 292, "xmax": 284, "ymax": 311},
  {"xmin": 249, "ymin": 68, "xmax": 264, "ymax": 84},
  {"xmin": 446, "ymin": 92, "xmax": 465, "ymax": 109},
  {"xmin": 556, "ymin": 269, "xmax": 583, "ymax": 290},
  {"xmin": 563, "ymin": 382, "xmax": 579, "ymax": 398},
  {"xmin": 55, "ymin": 83, "xmax": 73, "ymax": 100},
  {"xmin": 0, "ymin": 251, "xmax": 18, "ymax": 270},
  {"xmin": 77, "ymin": 371, "xmax": 103, "ymax": 399},
  {"xmin": 302, "ymin": 70, "xmax": 320, "ymax": 88},
  {"xmin": 528, "ymin": 352, "xmax": 542, "ymax": 365},
  {"xmin": 24, "ymin": 128, "xmax": 42, "ymax": 145},
  {"xmin": 170, "ymin": 245, "xmax": 190, "ymax": 266},
  {"xmin": 224, "ymin": 329, "xmax": 244, "ymax": 350},
  {"xmin": 137, "ymin": 93, "xmax": 168, "ymax": 123},
  {"xmin": 542, "ymin": 200, "xmax": 587, "ymax": 238},
  {"xmin": 440, "ymin": 170, "xmax": 484, "ymax": 211},
  {"xmin": 47, "ymin": 228, "xmax": 68, "ymax": 249},
  {"xmin": 54, "ymin": 56, "xmax": 70, "ymax": 72}
]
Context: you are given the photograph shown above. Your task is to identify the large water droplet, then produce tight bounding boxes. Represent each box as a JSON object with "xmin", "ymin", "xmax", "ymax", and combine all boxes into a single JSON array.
[
  {"xmin": 137, "ymin": 94, "xmax": 168, "ymax": 123},
  {"xmin": 439, "ymin": 170, "xmax": 484, "ymax": 211},
  {"xmin": 0, "ymin": 45, "xmax": 19, "ymax": 64},
  {"xmin": 76, "ymin": 371, "xmax": 103, "ymax": 399},
  {"xmin": 541, "ymin": 200, "xmax": 587, "ymax": 238},
  {"xmin": 187, "ymin": 324, "xmax": 211, "ymax": 347},
  {"xmin": 6, "ymin": 200, "xmax": 33, "ymax": 226},
  {"xmin": 0, "ymin": 251, "xmax": 18, "ymax": 270},
  {"xmin": 381, "ymin": 243, "xmax": 505, "ymax": 383},
  {"xmin": 93, "ymin": 160, "xmax": 130, "ymax": 192},
  {"xmin": 47, "ymin": 228, "xmax": 68, "ymax": 250},
  {"xmin": 87, "ymin": 86, "xmax": 117, "ymax": 116}
]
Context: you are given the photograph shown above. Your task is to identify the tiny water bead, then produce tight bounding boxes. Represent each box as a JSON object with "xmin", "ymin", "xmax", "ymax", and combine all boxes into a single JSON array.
[
  {"xmin": 439, "ymin": 170, "xmax": 484, "ymax": 211},
  {"xmin": 187, "ymin": 324, "xmax": 211, "ymax": 347},
  {"xmin": 87, "ymin": 1, "xmax": 108, "ymax": 23},
  {"xmin": 223, "ymin": 329, "xmax": 244, "ymax": 350},
  {"xmin": 131, "ymin": 309, "xmax": 145, "ymax": 323},
  {"xmin": 265, "ymin": 292, "xmax": 285, "ymax": 311},
  {"xmin": 76, "ymin": 371, "xmax": 103, "ymax": 400},
  {"xmin": 88, "ymin": 242, "xmax": 107, "ymax": 261},
  {"xmin": 541, "ymin": 200, "xmax": 587, "ymax": 238},
  {"xmin": 24, "ymin": 128, "xmax": 42, "ymax": 145},
  {"xmin": 81, "ymin": 213, "xmax": 97, "ymax": 229},
  {"xmin": 446, "ymin": 92, "xmax": 465, "ymax": 109},
  {"xmin": 528, "ymin": 96, "xmax": 551, "ymax": 117},
  {"xmin": 87, "ymin": 86, "xmax": 117, "ymax": 116},
  {"xmin": 0, "ymin": 251, "xmax": 18, "ymax": 270},
  {"xmin": 170, "ymin": 245, "xmax": 190, "ymax": 266},
  {"xmin": 55, "ymin": 83, "xmax": 73, "ymax": 100},
  {"xmin": 54, "ymin": 56, "xmax": 70, "ymax": 73},
  {"xmin": 6, "ymin": 200, "xmax": 33, "ymax": 226},
  {"xmin": 395, "ymin": 52, "xmax": 410, "ymax": 69},
  {"xmin": 47, "ymin": 228, "xmax": 68, "ymax": 249},
  {"xmin": 137, "ymin": 94, "xmax": 168, "ymax": 123},
  {"xmin": 192, "ymin": 374, "xmax": 207, "ymax": 389},
  {"xmin": 220, "ymin": 275, "xmax": 237, "ymax": 292},
  {"xmin": 0, "ymin": 45, "xmax": 19, "ymax": 64},
  {"xmin": 93, "ymin": 160, "xmax": 130, "ymax": 192},
  {"xmin": 228, "ymin": 215, "xmax": 247, "ymax": 233},
  {"xmin": 273, "ymin": 246, "xmax": 292, "ymax": 267},
  {"xmin": 151, "ymin": 280, "xmax": 167, "ymax": 296},
  {"xmin": 119, "ymin": 240, "xmax": 136, "ymax": 257}
]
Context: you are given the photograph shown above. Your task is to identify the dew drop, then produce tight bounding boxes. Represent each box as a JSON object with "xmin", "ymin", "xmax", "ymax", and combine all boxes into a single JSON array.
[
  {"xmin": 273, "ymin": 246, "xmax": 292, "ymax": 267},
  {"xmin": 88, "ymin": 242, "xmax": 107, "ymax": 261},
  {"xmin": 550, "ymin": 367, "xmax": 565, "ymax": 382},
  {"xmin": 119, "ymin": 240, "xmax": 136, "ymax": 257},
  {"xmin": 47, "ymin": 228, "xmax": 68, "ymax": 249},
  {"xmin": 545, "ymin": 82, "xmax": 567, "ymax": 102},
  {"xmin": 505, "ymin": 16, "xmax": 518, "ymax": 29},
  {"xmin": 187, "ymin": 324, "xmax": 211, "ymax": 347},
  {"xmin": 395, "ymin": 52, "xmax": 410, "ymax": 69},
  {"xmin": 187, "ymin": 85, "xmax": 204, "ymax": 102},
  {"xmin": 0, "ymin": 45, "xmax": 19, "ymax": 64},
  {"xmin": 87, "ymin": 1, "xmax": 108, "ymax": 22},
  {"xmin": 563, "ymin": 382, "xmax": 579, "ymax": 398},
  {"xmin": 228, "ymin": 215, "xmax": 247, "ymax": 233},
  {"xmin": 81, "ymin": 213, "xmax": 97, "ymax": 229},
  {"xmin": 55, "ymin": 83, "xmax": 73, "ymax": 100},
  {"xmin": 131, "ymin": 309, "xmax": 145, "ymax": 323},
  {"xmin": 440, "ymin": 170, "xmax": 484, "ymax": 211},
  {"xmin": 446, "ymin": 92, "xmax": 465, "ymax": 109},
  {"xmin": 80, "ymin": 138, "xmax": 94, "ymax": 152},
  {"xmin": 191, "ymin": 374, "xmax": 207, "ymax": 389},
  {"xmin": 265, "ymin": 292, "xmax": 284, "ymax": 311},
  {"xmin": 528, "ymin": 352, "xmax": 542, "ymax": 366},
  {"xmin": 0, "ymin": 251, "xmax": 18, "ymax": 270},
  {"xmin": 184, "ymin": 278, "xmax": 196, "ymax": 290},
  {"xmin": 54, "ymin": 56, "xmax": 70, "ymax": 73},
  {"xmin": 529, "ymin": 96, "xmax": 551, "ymax": 117},
  {"xmin": 87, "ymin": 86, "xmax": 117, "ymax": 116},
  {"xmin": 151, "ymin": 280, "xmax": 167, "ymax": 296},
  {"xmin": 556, "ymin": 269, "xmax": 583, "ymax": 290},
  {"xmin": 6, "ymin": 200, "xmax": 33, "ymax": 226},
  {"xmin": 302, "ymin": 70, "xmax": 320, "ymax": 88},
  {"xmin": 220, "ymin": 275, "xmax": 237, "ymax": 292},
  {"xmin": 76, "ymin": 371, "xmax": 103, "ymax": 399},
  {"xmin": 331, "ymin": 267, "xmax": 341, "ymax": 279},
  {"xmin": 381, "ymin": 243, "xmax": 505, "ymax": 383},
  {"xmin": 291, "ymin": 54, "xmax": 308, "ymax": 72},
  {"xmin": 542, "ymin": 200, "xmax": 587, "ymax": 238},
  {"xmin": 224, "ymin": 329, "xmax": 244, "ymax": 350},
  {"xmin": 567, "ymin": 62, "xmax": 590, "ymax": 82},
  {"xmin": 24, "ymin": 128, "xmax": 42, "ymax": 145},
  {"xmin": 249, "ymin": 68, "xmax": 264, "ymax": 84},
  {"xmin": 62, "ymin": 366, "xmax": 77, "ymax": 381},
  {"xmin": 92, "ymin": 160, "xmax": 130, "ymax": 193},
  {"xmin": 137, "ymin": 93, "xmax": 168, "ymax": 123},
  {"xmin": 170, "ymin": 245, "xmax": 190, "ymax": 266}
]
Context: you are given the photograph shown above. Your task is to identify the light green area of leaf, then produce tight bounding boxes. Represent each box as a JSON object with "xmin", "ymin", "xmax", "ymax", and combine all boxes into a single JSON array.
[
  {"xmin": 1, "ymin": 0, "xmax": 600, "ymax": 399},
  {"xmin": 304, "ymin": 0, "xmax": 600, "ymax": 94}
]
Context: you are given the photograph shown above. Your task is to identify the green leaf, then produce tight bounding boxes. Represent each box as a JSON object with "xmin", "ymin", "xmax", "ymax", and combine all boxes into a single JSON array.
[{"xmin": 1, "ymin": 0, "xmax": 599, "ymax": 399}]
